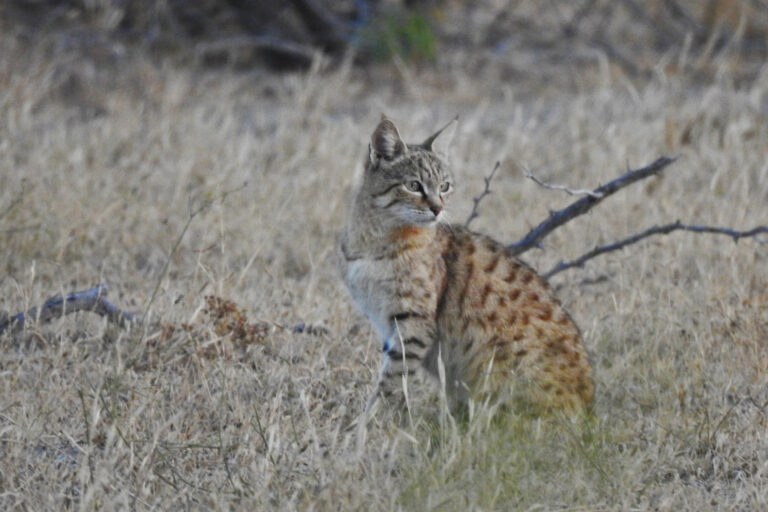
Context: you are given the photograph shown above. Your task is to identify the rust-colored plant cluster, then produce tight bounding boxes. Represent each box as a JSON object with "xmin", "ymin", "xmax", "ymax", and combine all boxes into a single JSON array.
[
  {"xmin": 149, "ymin": 295, "xmax": 273, "ymax": 363},
  {"xmin": 202, "ymin": 295, "xmax": 273, "ymax": 349}
]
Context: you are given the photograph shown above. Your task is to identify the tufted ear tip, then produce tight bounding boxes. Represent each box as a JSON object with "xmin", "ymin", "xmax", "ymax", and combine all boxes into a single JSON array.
[
  {"xmin": 421, "ymin": 116, "xmax": 458, "ymax": 155},
  {"xmin": 370, "ymin": 115, "xmax": 407, "ymax": 163}
]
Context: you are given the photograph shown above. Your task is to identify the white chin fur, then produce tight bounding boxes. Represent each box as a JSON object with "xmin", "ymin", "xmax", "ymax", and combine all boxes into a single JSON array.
[{"xmin": 400, "ymin": 209, "xmax": 441, "ymax": 225}]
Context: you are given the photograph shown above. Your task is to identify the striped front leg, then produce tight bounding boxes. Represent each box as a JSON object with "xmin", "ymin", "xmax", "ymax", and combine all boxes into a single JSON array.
[{"xmin": 375, "ymin": 311, "xmax": 434, "ymax": 408}]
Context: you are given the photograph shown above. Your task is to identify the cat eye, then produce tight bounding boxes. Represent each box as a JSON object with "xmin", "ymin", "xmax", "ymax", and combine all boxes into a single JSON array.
[
  {"xmin": 405, "ymin": 180, "xmax": 423, "ymax": 193},
  {"xmin": 439, "ymin": 181, "xmax": 451, "ymax": 193}
]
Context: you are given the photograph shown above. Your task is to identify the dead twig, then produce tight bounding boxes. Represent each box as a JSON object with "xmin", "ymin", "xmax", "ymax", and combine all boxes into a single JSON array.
[
  {"xmin": 544, "ymin": 222, "xmax": 768, "ymax": 279},
  {"xmin": 465, "ymin": 161, "xmax": 501, "ymax": 228},
  {"xmin": 524, "ymin": 169, "xmax": 604, "ymax": 198},
  {"xmin": 508, "ymin": 156, "xmax": 677, "ymax": 256},
  {"xmin": 0, "ymin": 284, "xmax": 138, "ymax": 335}
]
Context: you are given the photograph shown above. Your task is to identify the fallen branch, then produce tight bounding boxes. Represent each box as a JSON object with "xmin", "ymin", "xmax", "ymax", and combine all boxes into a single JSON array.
[
  {"xmin": 0, "ymin": 284, "xmax": 331, "ymax": 338},
  {"xmin": 543, "ymin": 222, "xmax": 768, "ymax": 279},
  {"xmin": 0, "ymin": 284, "xmax": 138, "ymax": 335},
  {"xmin": 465, "ymin": 161, "xmax": 500, "ymax": 228},
  {"xmin": 508, "ymin": 156, "xmax": 677, "ymax": 255}
]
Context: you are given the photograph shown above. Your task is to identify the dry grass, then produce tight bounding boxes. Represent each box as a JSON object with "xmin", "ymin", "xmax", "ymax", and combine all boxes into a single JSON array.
[{"xmin": 1, "ymin": 28, "xmax": 768, "ymax": 511}]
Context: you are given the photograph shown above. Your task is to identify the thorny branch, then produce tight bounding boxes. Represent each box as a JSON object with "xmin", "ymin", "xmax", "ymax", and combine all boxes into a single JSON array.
[
  {"xmin": 465, "ymin": 161, "xmax": 500, "ymax": 228},
  {"xmin": 508, "ymin": 156, "xmax": 677, "ymax": 255},
  {"xmin": 543, "ymin": 222, "xmax": 768, "ymax": 279}
]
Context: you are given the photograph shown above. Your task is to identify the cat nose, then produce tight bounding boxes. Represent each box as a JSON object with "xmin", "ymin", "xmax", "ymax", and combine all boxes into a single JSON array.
[{"xmin": 430, "ymin": 204, "xmax": 442, "ymax": 216}]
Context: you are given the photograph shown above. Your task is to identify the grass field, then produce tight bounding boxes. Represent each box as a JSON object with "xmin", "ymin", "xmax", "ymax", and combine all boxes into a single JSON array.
[{"xmin": 1, "ymin": 29, "xmax": 768, "ymax": 511}]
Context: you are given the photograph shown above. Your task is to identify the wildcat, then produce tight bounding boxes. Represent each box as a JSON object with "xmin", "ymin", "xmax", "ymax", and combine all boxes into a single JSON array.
[{"xmin": 340, "ymin": 116, "xmax": 593, "ymax": 417}]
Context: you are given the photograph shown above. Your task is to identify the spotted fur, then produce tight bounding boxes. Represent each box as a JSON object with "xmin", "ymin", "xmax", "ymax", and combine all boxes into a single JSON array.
[{"xmin": 340, "ymin": 116, "xmax": 593, "ymax": 414}]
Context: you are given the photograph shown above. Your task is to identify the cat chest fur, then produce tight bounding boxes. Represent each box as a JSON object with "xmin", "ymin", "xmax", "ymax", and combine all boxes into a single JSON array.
[{"xmin": 344, "ymin": 227, "xmax": 443, "ymax": 343}]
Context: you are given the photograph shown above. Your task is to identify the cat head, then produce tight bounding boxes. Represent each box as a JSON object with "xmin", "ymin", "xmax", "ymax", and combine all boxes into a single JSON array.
[{"xmin": 362, "ymin": 115, "xmax": 457, "ymax": 226}]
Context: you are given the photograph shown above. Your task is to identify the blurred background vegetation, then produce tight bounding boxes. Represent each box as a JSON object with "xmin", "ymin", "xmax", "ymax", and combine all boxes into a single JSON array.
[{"xmin": 3, "ymin": 0, "xmax": 767, "ymax": 76}]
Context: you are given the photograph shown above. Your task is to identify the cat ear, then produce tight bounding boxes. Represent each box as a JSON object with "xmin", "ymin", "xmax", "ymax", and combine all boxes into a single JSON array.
[
  {"xmin": 370, "ymin": 115, "xmax": 407, "ymax": 164},
  {"xmin": 421, "ymin": 115, "xmax": 458, "ymax": 158}
]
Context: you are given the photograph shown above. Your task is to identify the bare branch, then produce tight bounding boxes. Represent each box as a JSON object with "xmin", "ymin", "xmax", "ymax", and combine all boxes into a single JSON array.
[
  {"xmin": 465, "ymin": 161, "xmax": 500, "ymax": 228},
  {"xmin": 524, "ymin": 169, "xmax": 604, "ymax": 198},
  {"xmin": 0, "ymin": 284, "xmax": 139, "ymax": 335},
  {"xmin": 508, "ymin": 156, "xmax": 677, "ymax": 256},
  {"xmin": 543, "ymin": 222, "xmax": 768, "ymax": 279}
]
